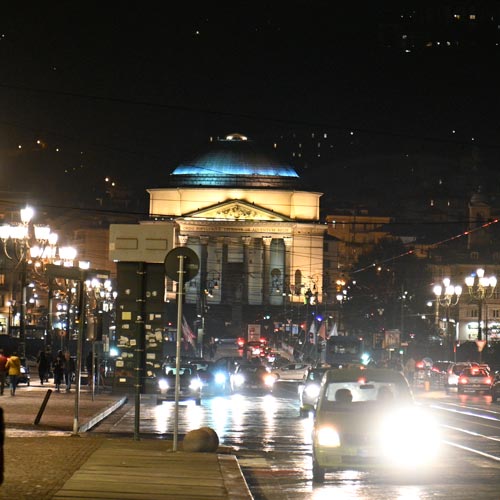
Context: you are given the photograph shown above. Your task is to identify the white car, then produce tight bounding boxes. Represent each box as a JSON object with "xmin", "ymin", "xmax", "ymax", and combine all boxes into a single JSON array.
[{"xmin": 271, "ymin": 362, "xmax": 310, "ymax": 381}]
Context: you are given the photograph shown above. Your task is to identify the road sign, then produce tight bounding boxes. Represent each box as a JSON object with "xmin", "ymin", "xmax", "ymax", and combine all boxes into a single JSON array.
[
  {"xmin": 164, "ymin": 247, "xmax": 199, "ymax": 282},
  {"xmin": 475, "ymin": 339, "xmax": 487, "ymax": 352}
]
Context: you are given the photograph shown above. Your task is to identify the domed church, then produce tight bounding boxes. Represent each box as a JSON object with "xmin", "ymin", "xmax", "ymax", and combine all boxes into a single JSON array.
[{"xmin": 109, "ymin": 134, "xmax": 325, "ymax": 388}]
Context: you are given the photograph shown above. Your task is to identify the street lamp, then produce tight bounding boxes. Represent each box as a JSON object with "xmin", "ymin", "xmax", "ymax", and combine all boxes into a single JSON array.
[
  {"xmin": 0, "ymin": 206, "xmax": 57, "ymax": 360},
  {"xmin": 464, "ymin": 268, "xmax": 497, "ymax": 359},
  {"xmin": 433, "ymin": 278, "xmax": 462, "ymax": 362}
]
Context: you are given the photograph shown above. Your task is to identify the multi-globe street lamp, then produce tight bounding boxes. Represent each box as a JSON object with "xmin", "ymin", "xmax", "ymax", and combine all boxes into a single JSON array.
[
  {"xmin": 0, "ymin": 206, "xmax": 77, "ymax": 360},
  {"xmin": 464, "ymin": 268, "xmax": 497, "ymax": 361},
  {"xmin": 433, "ymin": 278, "xmax": 462, "ymax": 362}
]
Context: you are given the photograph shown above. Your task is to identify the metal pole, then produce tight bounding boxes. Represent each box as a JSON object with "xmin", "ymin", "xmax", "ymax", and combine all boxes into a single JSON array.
[
  {"xmin": 134, "ymin": 263, "xmax": 146, "ymax": 441},
  {"xmin": 19, "ymin": 253, "xmax": 27, "ymax": 362},
  {"xmin": 72, "ymin": 280, "xmax": 85, "ymax": 436},
  {"xmin": 173, "ymin": 255, "xmax": 185, "ymax": 452}
]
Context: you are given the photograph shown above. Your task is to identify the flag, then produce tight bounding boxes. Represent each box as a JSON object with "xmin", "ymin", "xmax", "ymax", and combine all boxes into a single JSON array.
[
  {"xmin": 318, "ymin": 321, "xmax": 327, "ymax": 340},
  {"xmin": 329, "ymin": 322, "xmax": 338, "ymax": 337},
  {"xmin": 308, "ymin": 320, "xmax": 316, "ymax": 343},
  {"xmin": 182, "ymin": 316, "xmax": 197, "ymax": 349}
]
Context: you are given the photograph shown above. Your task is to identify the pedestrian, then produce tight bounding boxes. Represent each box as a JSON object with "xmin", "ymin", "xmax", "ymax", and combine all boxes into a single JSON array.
[
  {"xmin": 36, "ymin": 349, "xmax": 50, "ymax": 385},
  {"xmin": 404, "ymin": 356, "xmax": 416, "ymax": 386},
  {"xmin": 53, "ymin": 350, "xmax": 64, "ymax": 392},
  {"xmin": 0, "ymin": 349, "xmax": 7, "ymax": 396},
  {"xmin": 86, "ymin": 351, "xmax": 93, "ymax": 389},
  {"xmin": 63, "ymin": 350, "xmax": 75, "ymax": 392},
  {"xmin": 5, "ymin": 351, "xmax": 21, "ymax": 396}
]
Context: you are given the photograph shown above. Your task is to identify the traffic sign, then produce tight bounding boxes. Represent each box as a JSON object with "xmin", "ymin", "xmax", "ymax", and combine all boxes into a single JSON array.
[
  {"xmin": 475, "ymin": 339, "xmax": 487, "ymax": 352},
  {"xmin": 164, "ymin": 247, "xmax": 199, "ymax": 282}
]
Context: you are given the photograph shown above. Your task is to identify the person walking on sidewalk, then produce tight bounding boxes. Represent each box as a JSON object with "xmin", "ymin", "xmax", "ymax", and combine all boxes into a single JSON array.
[
  {"xmin": 36, "ymin": 349, "xmax": 50, "ymax": 385},
  {"xmin": 0, "ymin": 349, "xmax": 8, "ymax": 396},
  {"xmin": 53, "ymin": 350, "xmax": 64, "ymax": 392},
  {"xmin": 5, "ymin": 352, "xmax": 21, "ymax": 396},
  {"xmin": 63, "ymin": 350, "xmax": 75, "ymax": 392}
]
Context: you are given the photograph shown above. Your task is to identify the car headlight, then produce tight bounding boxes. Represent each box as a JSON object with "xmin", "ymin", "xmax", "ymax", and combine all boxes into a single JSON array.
[
  {"xmin": 214, "ymin": 372, "xmax": 226, "ymax": 385},
  {"xmin": 158, "ymin": 378, "xmax": 169, "ymax": 391},
  {"xmin": 190, "ymin": 379, "xmax": 202, "ymax": 391},
  {"xmin": 377, "ymin": 407, "xmax": 440, "ymax": 466},
  {"xmin": 304, "ymin": 384, "xmax": 320, "ymax": 399},
  {"xmin": 316, "ymin": 426, "xmax": 341, "ymax": 447},
  {"xmin": 264, "ymin": 374, "xmax": 276, "ymax": 387},
  {"xmin": 234, "ymin": 374, "xmax": 245, "ymax": 386}
]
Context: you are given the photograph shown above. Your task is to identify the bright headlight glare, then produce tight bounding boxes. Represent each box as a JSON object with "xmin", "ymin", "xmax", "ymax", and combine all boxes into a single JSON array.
[
  {"xmin": 234, "ymin": 374, "xmax": 245, "ymax": 386},
  {"xmin": 378, "ymin": 407, "xmax": 440, "ymax": 466},
  {"xmin": 158, "ymin": 378, "xmax": 169, "ymax": 391},
  {"xmin": 264, "ymin": 374, "xmax": 276, "ymax": 387},
  {"xmin": 190, "ymin": 379, "xmax": 202, "ymax": 390},
  {"xmin": 305, "ymin": 384, "xmax": 320, "ymax": 398},
  {"xmin": 316, "ymin": 426, "xmax": 341, "ymax": 447},
  {"xmin": 215, "ymin": 372, "xmax": 226, "ymax": 384}
]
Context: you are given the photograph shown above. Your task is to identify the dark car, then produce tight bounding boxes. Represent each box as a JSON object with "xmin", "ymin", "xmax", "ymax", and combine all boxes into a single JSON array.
[
  {"xmin": 230, "ymin": 364, "xmax": 275, "ymax": 394},
  {"xmin": 156, "ymin": 364, "xmax": 202, "ymax": 405},
  {"xmin": 491, "ymin": 371, "xmax": 500, "ymax": 402},
  {"xmin": 457, "ymin": 366, "xmax": 493, "ymax": 394},
  {"xmin": 298, "ymin": 366, "xmax": 329, "ymax": 417}
]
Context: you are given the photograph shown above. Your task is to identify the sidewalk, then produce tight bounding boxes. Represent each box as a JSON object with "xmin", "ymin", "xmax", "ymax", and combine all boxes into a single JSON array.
[{"xmin": 0, "ymin": 385, "xmax": 253, "ymax": 499}]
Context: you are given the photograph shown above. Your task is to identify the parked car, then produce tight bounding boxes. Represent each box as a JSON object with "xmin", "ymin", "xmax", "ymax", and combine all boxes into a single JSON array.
[
  {"xmin": 156, "ymin": 364, "xmax": 202, "ymax": 405},
  {"xmin": 312, "ymin": 367, "xmax": 441, "ymax": 483},
  {"xmin": 457, "ymin": 366, "xmax": 493, "ymax": 394},
  {"xmin": 298, "ymin": 366, "xmax": 329, "ymax": 417},
  {"xmin": 230, "ymin": 363, "xmax": 275, "ymax": 394},
  {"xmin": 271, "ymin": 362, "xmax": 310, "ymax": 381}
]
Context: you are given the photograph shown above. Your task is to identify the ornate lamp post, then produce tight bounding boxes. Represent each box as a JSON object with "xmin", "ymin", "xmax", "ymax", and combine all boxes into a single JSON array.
[
  {"xmin": 433, "ymin": 278, "xmax": 462, "ymax": 362},
  {"xmin": 0, "ymin": 206, "xmax": 59, "ymax": 360},
  {"xmin": 464, "ymin": 268, "xmax": 497, "ymax": 361}
]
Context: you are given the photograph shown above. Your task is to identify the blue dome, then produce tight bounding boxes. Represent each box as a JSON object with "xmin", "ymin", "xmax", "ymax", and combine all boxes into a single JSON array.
[{"xmin": 169, "ymin": 134, "xmax": 300, "ymax": 188}]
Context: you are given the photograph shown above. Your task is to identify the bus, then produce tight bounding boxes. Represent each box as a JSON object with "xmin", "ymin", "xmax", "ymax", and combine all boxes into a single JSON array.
[{"xmin": 324, "ymin": 335, "xmax": 368, "ymax": 367}]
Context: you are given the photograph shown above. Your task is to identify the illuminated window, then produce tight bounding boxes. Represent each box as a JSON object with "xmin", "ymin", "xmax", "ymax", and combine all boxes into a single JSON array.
[
  {"xmin": 454, "ymin": 14, "xmax": 461, "ymax": 20},
  {"xmin": 470, "ymin": 14, "xmax": 476, "ymax": 20}
]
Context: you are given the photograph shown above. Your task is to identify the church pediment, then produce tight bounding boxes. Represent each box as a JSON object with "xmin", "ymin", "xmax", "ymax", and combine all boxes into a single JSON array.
[{"xmin": 183, "ymin": 200, "xmax": 291, "ymax": 222}]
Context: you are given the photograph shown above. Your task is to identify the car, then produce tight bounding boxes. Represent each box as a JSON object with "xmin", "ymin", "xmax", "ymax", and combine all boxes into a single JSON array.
[
  {"xmin": 244, "ymin": 341, "xmax": 266, "ymax": 359},
  {"xmin": 430, "ymin": 360, "xmax": 453, "ymax": 388},
  {"xmin": 298, "ymin": 366, "xmax": 329, "ymax": 417},
  {"xmin": 271, "ymin": 362, "xmax": 310, "ymax": 381},
  {"xmin": 230, "ymin": 363, "xmax": 275, "ymax": 394},
  {"xmin": 457, "ymin": 366, "xmax": 493, "ymax": 394},
  {"xmin": 491, "ymin": 371, "xmax": 500, "ymax": 402},
  {"xmin": 312, "ymin": 367, "xmax": 441, "ymax": 483},
  {"xmin": 445, "ymin": 362, "xmax": 473, "ymax": 393},
  {"xmin": 156, "ymin": 364, "xmax": 202, "ymax": 405}
]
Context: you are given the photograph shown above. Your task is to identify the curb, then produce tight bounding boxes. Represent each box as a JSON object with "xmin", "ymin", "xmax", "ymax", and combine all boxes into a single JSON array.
[
  {"xmin": 218, "ymin": 454, "xmax": 254, "ymax": 499},
  {"xmin": 78, "ymin": 396, "xmax": 128, "ymax": 433}
]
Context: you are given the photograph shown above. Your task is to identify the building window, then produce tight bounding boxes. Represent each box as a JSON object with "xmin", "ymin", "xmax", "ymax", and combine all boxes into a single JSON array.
[
  {"xmin": 492, "ymin": 309, "xmax": 500, "ymax": 318},
  {"xmin": 470, "ymin": 308, "xmax": 478, "ymax": 318}
]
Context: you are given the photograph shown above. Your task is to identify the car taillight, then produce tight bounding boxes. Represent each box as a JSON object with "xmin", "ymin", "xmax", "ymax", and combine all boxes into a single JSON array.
[
  {"xmin": 458, "ymin": 376, "xmax": 468, "ymax": 385},
  {"xmin": 486, "ymin": 377, "xmax": 493, "ymax": 384}
]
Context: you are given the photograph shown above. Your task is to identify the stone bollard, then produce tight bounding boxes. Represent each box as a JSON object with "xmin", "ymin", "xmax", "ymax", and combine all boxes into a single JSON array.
[{"xmin": 182, "ymin": 427, "xmax": 219, "ymax": 452}]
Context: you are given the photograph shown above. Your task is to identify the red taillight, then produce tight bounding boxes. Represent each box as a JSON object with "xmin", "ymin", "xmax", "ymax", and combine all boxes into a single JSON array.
[
  {"xmin": 416, "ymin": 361, "xmax": 424, "ymax": 369},
  {"xmin": 458, "ymin": 376, "xmax": 469, "ymax": 385},
  {"xmin": 486, "ymin": 377, "xmax": 493, "ymax": 385}
]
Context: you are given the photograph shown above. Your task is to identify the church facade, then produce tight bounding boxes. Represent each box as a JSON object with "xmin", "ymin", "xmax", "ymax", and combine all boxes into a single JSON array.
[{"xmin": 109, "ymin": 134, "xmax": 326, "ymax": 390}]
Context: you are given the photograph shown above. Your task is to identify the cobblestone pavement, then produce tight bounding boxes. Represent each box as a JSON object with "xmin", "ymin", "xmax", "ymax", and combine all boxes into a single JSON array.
[{"xmin": 2, "ymin": 435, "xmax": 106, "ymax": 499}]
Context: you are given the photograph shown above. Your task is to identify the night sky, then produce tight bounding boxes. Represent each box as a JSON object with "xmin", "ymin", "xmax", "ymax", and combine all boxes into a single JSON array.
[{"xmin": 1, "ymin": 2, "xmax": 499, "ymax": 217}]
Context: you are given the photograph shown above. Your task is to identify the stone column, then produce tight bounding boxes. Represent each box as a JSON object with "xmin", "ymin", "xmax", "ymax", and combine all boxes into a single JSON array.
[
  {"xmin": 262, "ymin": 237, "xmax": 272, "ymax": 305},
  {"xmin": 242, "ymin": 237, "xmax": 252, "ymax": 304}
]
